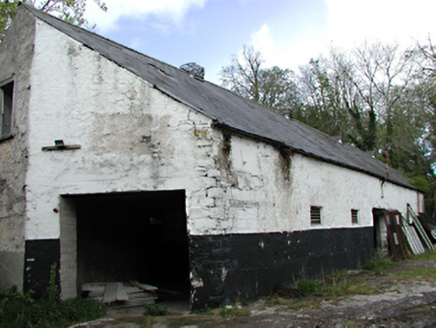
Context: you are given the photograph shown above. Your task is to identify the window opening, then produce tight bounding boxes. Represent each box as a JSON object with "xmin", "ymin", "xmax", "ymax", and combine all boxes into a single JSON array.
[
  {"xmin": 310, "ymin": 206, "xmax": 322, "ymax": 225},
  {"xmin": 1, "ymin": 81, "xmax": 13, "ymax": 137},
  {"xmin": 351, "ymin": 209, "xmax": 359, "ymax": 224}
]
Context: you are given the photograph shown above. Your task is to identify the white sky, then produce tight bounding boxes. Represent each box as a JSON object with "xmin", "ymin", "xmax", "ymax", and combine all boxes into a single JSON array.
[{"xmin": 83, "ymin": 0, "xmax": 436, "ymax": 83}]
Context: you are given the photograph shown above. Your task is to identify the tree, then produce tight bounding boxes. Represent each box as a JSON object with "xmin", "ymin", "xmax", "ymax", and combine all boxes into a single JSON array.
[
  {"xmin": 220, "ymin": 45, "xmax": 263, "ymax": 102},
  {"xmin": 297, "ymin": 57, "xmax": 352, "ymax": 141},
  {"xmin": 405, "ymin": 38, "xmax": 436, "ymax": 214},
  {"xmin": 0, "ymin": 0, "xmax": 19, "ymax": 40},
  {"xmin": 297, "ymin": 43, "xmax": 417, "ymax": 153},
  {"xmin": 220, "ymin": 43, "xmax": 436, "ymax": 214},
  {"xmin": 0, "ymin": 0, "xmax": 107, "ymax": 40},
  {"xmin": 220, "ymin": 45, "xmax": 301, "ymax": 118}
]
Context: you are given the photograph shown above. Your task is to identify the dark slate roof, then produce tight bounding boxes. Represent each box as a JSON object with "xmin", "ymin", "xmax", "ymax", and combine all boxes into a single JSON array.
[{"xmin": 21, "ymin": 4, "xmax": 416, "ymax": 190}]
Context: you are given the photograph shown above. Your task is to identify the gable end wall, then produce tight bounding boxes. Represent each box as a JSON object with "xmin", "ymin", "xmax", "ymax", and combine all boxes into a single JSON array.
[{"xmin": 0, "ymin": 8, "xmax": 35, "ymax": 292}]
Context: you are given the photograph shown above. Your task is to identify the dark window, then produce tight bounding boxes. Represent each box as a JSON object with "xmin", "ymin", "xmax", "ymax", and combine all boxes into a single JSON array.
[
  {"xmin": 351, "ymin": 209, "xmax": 359, "ymax": 224},
  {"xmin": 1, "ymin": 81, "xmax": 13, "ymax": 137},
  {"xmin": 310, "ymin": 206, "xmax": 322, "ymax": 225}
]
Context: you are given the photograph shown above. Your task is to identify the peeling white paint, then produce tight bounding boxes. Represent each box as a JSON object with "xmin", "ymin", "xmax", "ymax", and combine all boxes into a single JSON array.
[
  {"xmin": 21, "ymin": 19, "xmax": 422, "ymax": 242},
  {"xmin": 190, "ymin": 272, "xmax": 204, "ymax": 288},
  {"xmin": 221, "ymin": 266, "xmax": 228, "ymax": 281}
]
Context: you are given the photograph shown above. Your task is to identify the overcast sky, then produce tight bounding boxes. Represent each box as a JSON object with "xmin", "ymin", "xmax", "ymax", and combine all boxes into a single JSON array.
[{"xmin": 83, "ymin": 0, "xmax": 436, "ymax": 84}]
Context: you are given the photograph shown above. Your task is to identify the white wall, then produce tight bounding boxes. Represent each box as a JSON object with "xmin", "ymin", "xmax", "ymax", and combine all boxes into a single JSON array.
[
  {"xmin": 288, "ymin": 153, "xmax": 421, "ymax": 231},
  {"xmin": 189, "ymin": 134, "xmax": 422, "ymax": 235},
  {"xmin": 25, "ymin": 20, "xmax": 422, "ymax": 241},
  {"xmin": 25, "ymin": 21, "xmax": 217, "ymax": 240}
]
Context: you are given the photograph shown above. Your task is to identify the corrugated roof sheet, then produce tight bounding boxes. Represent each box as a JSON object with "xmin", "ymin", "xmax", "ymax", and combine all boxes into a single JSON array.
[{"xmin": 21, "ymin": 4, "xmax": 415, "ymax": 190}]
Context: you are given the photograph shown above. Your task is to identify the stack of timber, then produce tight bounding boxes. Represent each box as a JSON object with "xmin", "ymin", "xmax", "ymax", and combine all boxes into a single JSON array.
[{"xmin": 82, "ymin": 281, "xmax": 158, "ymax": 308}]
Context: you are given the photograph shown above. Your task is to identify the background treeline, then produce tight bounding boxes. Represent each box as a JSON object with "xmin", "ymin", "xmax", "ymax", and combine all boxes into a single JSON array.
[{"xmin": 220, "ymin": 42, "xmax": 436, "ymax": 216}]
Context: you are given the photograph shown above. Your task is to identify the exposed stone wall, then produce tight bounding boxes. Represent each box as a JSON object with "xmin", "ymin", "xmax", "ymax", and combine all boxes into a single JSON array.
[
  {"xmin": 0, "ymin": 9, "xmax": 35, "ymax": 292},
  {"xmin": 187, "ymin": 133, "xmax": 422, "ymax": 235}
]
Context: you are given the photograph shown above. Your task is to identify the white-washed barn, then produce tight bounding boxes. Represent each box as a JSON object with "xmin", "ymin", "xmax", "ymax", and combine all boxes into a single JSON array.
[{"xmin": 0, "ymin": 4, "xmax": 423, "ymax": 309}]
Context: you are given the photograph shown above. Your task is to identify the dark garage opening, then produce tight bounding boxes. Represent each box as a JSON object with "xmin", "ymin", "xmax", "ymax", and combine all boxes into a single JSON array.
[{"xmin": 73, "ymin": 190, "xmax": 190, "ymax": 304}]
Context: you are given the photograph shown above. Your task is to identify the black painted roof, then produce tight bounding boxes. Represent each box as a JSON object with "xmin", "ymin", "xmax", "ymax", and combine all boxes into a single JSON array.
[{"xmin": 21, "ymin": 4, "xmax": 415, "ymax": 190}]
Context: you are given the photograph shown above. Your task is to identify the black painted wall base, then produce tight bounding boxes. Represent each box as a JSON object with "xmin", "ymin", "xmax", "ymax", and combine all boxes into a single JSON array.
[
  {"xmin": 24, "ymin": 239, "xmax": 60, "ymax": 299},
  {"xmin": 189, "ymin": 227, "xmax": 373, "ymax": 309}
]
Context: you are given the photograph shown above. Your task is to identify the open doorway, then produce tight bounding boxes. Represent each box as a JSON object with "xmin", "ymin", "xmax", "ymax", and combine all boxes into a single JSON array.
[
  {"xmin": 372, "ymin": 208, "xmax": 388, "ymax": 254},
  {"xmin": 65, "ymin": 190, "xmax": 190, "ymax": 307}
]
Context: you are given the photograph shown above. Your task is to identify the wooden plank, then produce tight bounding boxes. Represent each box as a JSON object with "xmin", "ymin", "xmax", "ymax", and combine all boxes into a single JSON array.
[
  {"xmin": 88, "ymin": 291, "xmax": 104, "ymax": 298},
  {"xmin": 124, "ymin": 286, "xmax": 142, "ymax": 294},
  {"xmin": 82, "ymin": 283, "xmax": 106, "ymax": 292},
  {"xmin": 90, "ymin": 297, "xmax": 103, "ymax": 302},
  {"xmin": 128, "ymin": 293, "xmax": 158, "ymax": 300},
  {"xmin": 103, "ymin": 282, "xmax": 118, "ymax": 304},
  {"xmin": 413, "ymin": 215, "xmax": 434, "ymax": 250},
  {"xmin": 136, "ymin": 283, "xmax": 158, "ymax": 292},
  {"xmin": 402, "ymin": 225, "xmax": 425, "ymax": 255},
  {"xmin": 384, "ymin": 211, "xmax": 410, "ymax": 261},
  {"xmin": 408, "ymin": 205, "xmax": 435, "ymax": 250},
  {"xmin": 109, "ymin": 300, "xmax": 155, "ymax": 309},
  {"xmin": 109, "ymin": 298, "xmax": 155, "ymax": 309},
  {"xmin": 116, "ymin": 282, "xmax": 129, "ymax": 301}
]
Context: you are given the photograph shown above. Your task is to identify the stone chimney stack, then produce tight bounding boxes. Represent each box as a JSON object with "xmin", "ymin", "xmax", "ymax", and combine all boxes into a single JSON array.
[{"xmin": 180, "ymin": 62, "xmax": 205, "ymax": 80}]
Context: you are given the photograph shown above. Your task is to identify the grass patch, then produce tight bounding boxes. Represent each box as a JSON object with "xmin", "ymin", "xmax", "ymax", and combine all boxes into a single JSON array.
[
  {"xmin": 363, "ymin": 251, "xmax": 394, "ymax": 274},
  {"xmin": 219, "ymin": 303, "xmax": 250, "ymax": 318},
  {"xmin": 395, "ymin": 267, "xmax": 436, "ymax": 279},
  {"xmin": 265, "ymin": 294, "xmax": 322, "ymax": 310},
  {"xmin": 409, "ymin": 250, "xmax": 436, "ymax": 261},
  {"xmin": 297, "ymin": 279, "xmax": 322, "ymax": 297},
  {"xmin": 192, "ymin": 306, "xmax": 213, "ymax": 315},
  {"xmin": 0, "ymin": 286, "xmax": 106, "ymax": 328},
  {"xmin": 321, "ymin": 279, "xmax": 374, "ymax": 297},
  {"xmin": 143, "ymin": 304, "xmax": 168, "ymax": 317},
  {"xmin": 265, "ymin": 250, "xmax": 436, "ymax": 312}
]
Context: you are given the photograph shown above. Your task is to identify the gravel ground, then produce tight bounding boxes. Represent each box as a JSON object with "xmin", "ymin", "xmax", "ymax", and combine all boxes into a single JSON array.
[{"xmin": 71, "ymin": 258, "xmax": 436, "ymax": 328}]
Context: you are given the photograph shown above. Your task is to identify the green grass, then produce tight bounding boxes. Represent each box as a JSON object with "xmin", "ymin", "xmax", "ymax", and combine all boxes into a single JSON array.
[
  {"xmin": 363, "ymin": 251, "xmax": 394, "ymax": 274},
  {"xmin": 0, "ymin": 286, "xmax": 106, "ymax": 328},
  {"xmin": 265, "ymin": 294, "xmax": 322, "ymax": 310},
  {"xmin": 297, "ymin": 279, "xmax": 322, "ymax": 297},
  {"xmin": 143, "ymin": 304, "xmax": 168, "ymax": 317},
  {"xmin": 408, "ymin": 250, "xmax": 436, "ymax": 261},
  {"xmin": 192, "ymin": 306, "xmax": 213, "ymax": 315},
  {"xmin": 395, "ymin": 267, "xmax": 436, "ymax": 279},
  {"xmin": 219, "ymin": 303, "xmax": 251, "ymax": 318},
  {"xmin": 265, "ymin": 250, "xmax": 436, "ymax": 313},
  {"xmin": 320, "ymin": 278, "xmax": 374, "ymax": 297}
]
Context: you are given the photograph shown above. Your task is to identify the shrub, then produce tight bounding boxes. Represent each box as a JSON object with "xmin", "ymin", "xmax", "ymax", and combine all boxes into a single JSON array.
[
  {"xmin": 0, "ymin": 286, "xmax": 106, "ymax": 328},
  {"xmin": 143, "ymin": 304, "xmax": 168, "ymax": 317},
  {"xmin": 363, "ymin": 251, "xmax": 393, "ymax": 274},
  {"xmin": 297, "ymin": 279, "xmax": 322, "ymax": 297},
  {"xmin": 219, "ymin": 303, "xmax": 250, "ymax": 318}
]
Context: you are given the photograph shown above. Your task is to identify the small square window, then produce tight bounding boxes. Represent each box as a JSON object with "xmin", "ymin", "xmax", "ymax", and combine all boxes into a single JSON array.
[
  {"xmin": 1, "ymin": 81, "xmax": 13, "ymax": 137},
  {"xmin": 351, "ymin": 209, "xmax": 359, "ymax": 224},
  {"xmin": 310, "ymin": 206, "xmax": 322, "ymax": 225}
]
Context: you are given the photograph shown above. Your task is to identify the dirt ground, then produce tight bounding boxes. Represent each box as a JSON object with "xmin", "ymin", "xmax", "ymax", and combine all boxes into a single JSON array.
[{"xmin": 72, "ymin": 257, "xmax": 436, "ymax": 328}]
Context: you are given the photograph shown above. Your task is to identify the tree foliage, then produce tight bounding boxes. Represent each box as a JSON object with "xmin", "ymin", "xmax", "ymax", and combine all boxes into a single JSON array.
[
  {"xmin": 220, "ymin": 46, "xmax": 301, "ymax": 118},
  {"xmin": 220, "ymin": 42, "xmax": 436, "ymax": 215},
  {"xmin": 0, "ymin": 0, "xmax": 107, "ymax": 40}
]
